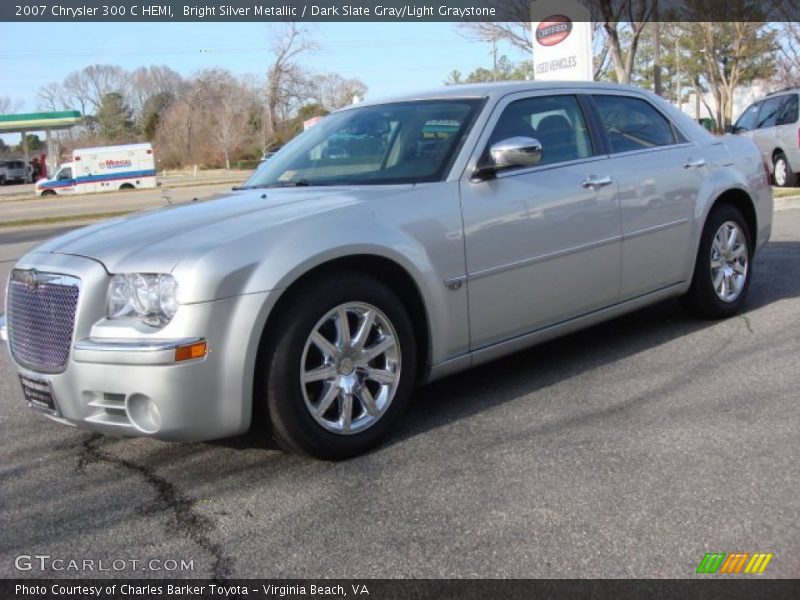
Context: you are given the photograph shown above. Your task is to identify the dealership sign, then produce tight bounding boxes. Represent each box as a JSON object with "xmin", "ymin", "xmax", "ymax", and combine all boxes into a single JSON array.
[{"xmin": 532, "ymin": 1, "xmax": 593, "ymax": 81}]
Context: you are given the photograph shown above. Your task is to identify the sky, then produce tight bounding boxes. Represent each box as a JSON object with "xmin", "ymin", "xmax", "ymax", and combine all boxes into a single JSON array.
[{"xmin": 0, "ymin": 21, "xmax": 526, "ymax": 143}]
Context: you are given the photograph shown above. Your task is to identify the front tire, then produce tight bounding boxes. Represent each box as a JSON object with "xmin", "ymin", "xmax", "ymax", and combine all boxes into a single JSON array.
[
  {"xmin": 259, "ymin": 272, "xmax": 417, "ymax": 459},
  {"xmin": 682, "ymin": 204, "xmax": 752, "ymax": 318},
  {"xmin": 773, "ymin": 152, "xmax": 796, "ymax": 187}
]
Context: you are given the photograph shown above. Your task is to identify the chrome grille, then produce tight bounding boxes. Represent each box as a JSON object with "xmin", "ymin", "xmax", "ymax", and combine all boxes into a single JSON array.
[{"xmin": 7, "ymin": 270, "xmax": 80, "ymax": 373}]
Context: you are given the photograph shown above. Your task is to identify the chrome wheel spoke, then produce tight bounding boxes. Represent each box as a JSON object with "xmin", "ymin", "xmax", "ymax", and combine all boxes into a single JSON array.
[
  {"xmin": 336, "ymin": 306, "xmax": 351, "ymax": 347},
  {"xmin": 314, "ymin": 384, "xmax": 339, "ymax": 417},
  {"xmin": 351, "ymin": 309, "xmax": 375, "ymax": 352},
  {"xmin": 340, "ymin": 393, "xmax": 353, "ymax": 432},
  {"xmin": 311, "ymin": 331, "xmax": 338, "ymax": 359},
  {"xmin": 365, "ymin": 366, "xmax": 396, "ymax": 385},
  {"xmin": 713, "ymin": 270, "xmax": 724, "ymax": 292},
  {"xmin": 726, "ymin": 226, "xmax": 738, "ymax": 250},
  {"xmin": 361, "ymin": 335, "xmax": 396, "ymax": 363},
  {"xmin": 358, "ymin": 387, "xmax": 378, "ymax": 417},
  {"xmin": 302, "ymin": 364, "xmax": 337, "ymax": 383}
]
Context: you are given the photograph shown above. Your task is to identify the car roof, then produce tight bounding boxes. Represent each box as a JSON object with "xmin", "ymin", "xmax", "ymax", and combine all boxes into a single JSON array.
[
  {"xmin": 766, "ymin": 87, "xmax": 800, "ymax": 97},
  {"xmin": 348, "ymin": 81, "xmax": 653, "ymax": 109}
]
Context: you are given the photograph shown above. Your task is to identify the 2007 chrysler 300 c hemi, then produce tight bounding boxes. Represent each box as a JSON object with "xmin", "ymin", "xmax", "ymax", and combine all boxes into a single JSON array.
[{"xmin": 0, "ymin": 82, "xmax": 772, "ymax": 459}]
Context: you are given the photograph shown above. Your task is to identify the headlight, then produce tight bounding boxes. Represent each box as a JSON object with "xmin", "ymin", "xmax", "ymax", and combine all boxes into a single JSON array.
[{"xmin": 107, "ymin": 273, "xmax": 179, "ymax": 327}]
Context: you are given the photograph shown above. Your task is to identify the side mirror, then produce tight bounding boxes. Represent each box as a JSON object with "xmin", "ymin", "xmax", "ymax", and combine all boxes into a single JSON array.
[{"xmin": 475, "ymin": 136, "xmax": 543, "ymax": 179}]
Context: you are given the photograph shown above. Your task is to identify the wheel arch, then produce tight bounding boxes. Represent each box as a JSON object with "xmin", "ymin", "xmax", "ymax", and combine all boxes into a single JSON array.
[
  {"xmin": 254, "ymin": 253, "xmax": 432, "ymax": 390},
  {"xmin": 708, "ymin": 187, "xmax": 758, "ymax": 247}
]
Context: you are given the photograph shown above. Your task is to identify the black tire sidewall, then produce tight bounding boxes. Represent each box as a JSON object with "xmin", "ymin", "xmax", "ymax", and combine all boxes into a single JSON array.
[
  {"xmin": 685, "ymin": 204, "xmax": 753, "ymax": 318},
  {"xmin": 262, "ymin": 272, "xmax": 417, "ymax": 459}
]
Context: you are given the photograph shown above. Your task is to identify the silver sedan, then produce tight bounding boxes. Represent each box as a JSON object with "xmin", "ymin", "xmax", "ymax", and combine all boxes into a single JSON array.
[{"xmin": 0, "ymin": 82, "xmax": 772, "ymax": 459}]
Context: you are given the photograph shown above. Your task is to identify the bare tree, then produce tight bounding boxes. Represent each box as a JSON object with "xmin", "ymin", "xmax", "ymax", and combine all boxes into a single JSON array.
[
  {"xmin": 265, "ymin": 23, "xmax": 317, "ymax": 141},
  {"xmin": 594, "ymin": 1, "xmax": 655, "ymax": 84},
  {"xmin": 775, "ymin": 22, "xmax": 800, "ymax": 89},
  {"xmin": 311, "ymin": 74, "xmax": 367, "ymax": 111},
  {"xmin": 457, "ymin": 0, "xmax": 532, "ymax": 53},
  {"xmin": 0, "ymin": 96, "xmax": 19, "ymax": 114},
  {"xmin": 204, "ymin": 71, "xmax": 251, "ymax": 169},
  {"xmin": 128, "ymin": 65, "xmax": 184, "ymax": 119}
]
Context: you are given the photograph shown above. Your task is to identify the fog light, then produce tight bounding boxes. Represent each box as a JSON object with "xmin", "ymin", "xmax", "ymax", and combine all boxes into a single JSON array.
[
  {"xmin": 127, "ymin": 394, "xmax": 161, "ymax": 434},
  {"xmin": 175, "ymin": 340, "xmax": 207, "ymax": 362}
]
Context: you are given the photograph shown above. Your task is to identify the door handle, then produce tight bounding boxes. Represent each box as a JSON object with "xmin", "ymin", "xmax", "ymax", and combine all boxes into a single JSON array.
[
  {"xmin": 683, "ymin": 158, "xmax": 706, "ymax": 169},
  {"xmin": 581, "ymin": 175, "xmax": 613, "ymax": 189}
]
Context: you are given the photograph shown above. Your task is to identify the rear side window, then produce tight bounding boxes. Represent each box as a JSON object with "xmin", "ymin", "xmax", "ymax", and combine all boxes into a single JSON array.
[
  {"xmin": 593, "ymin": 95, "xmax": 677, "ymax": 153},
  {"xmin": 756, "ymin": 96, "xmax": 783, "ymax": 129},
  {"xmin": 776, "ymin": 94, "xmax": 799, "ymax": 126}
]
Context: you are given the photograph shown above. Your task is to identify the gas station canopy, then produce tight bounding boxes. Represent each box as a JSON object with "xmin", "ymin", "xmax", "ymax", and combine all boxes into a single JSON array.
[
  {"xmin": 0, "ymin": 110, "xmax": 82, "ymax": 181},
  {"xmin": 0, "ymin": 110, "xmax": 82, "ymax": 133}
]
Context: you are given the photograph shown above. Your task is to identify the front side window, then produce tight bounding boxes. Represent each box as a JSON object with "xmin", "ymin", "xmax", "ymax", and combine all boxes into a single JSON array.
[
  {"xmin": 58, "ymin": 168, "xmax": 72, "ymax": 180},
  {"xmin": 593, "ymin": 95, "xmax": 677, "ymax": 153},
  {"xmin": 241, "ymin": 99, "xmax": 482, "ymax": 188},
  {"xmin": 735, "ymin": 102, "xmax": 761, "ymax": 131},
  {"xmin": 776, "ymin": 94, "xmax": 799, "ymax": 126},
  {"xmin": 755, "ymin": 96, "xmax": 783, "ymax": 129},
  {"xmin": 486, "ymin": 95, "xmax": 594, "ymax": 167}
]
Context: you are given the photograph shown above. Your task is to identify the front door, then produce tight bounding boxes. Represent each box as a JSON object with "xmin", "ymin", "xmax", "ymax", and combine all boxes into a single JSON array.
[{"xmin": 460, "ymin": 92, "xmax": 622, "ymax": 350}]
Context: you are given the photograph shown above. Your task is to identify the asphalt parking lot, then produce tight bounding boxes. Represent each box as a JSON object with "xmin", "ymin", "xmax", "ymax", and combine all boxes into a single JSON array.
[{"xmin": 0, "ymin": 206, "xmax": 798, "ymax": 579}]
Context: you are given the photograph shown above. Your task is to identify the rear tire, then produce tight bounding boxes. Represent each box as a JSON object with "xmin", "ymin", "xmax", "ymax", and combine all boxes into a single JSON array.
[
  {"xmin": 258, "ymin": 272, "xmax": 417, "ymax": 460},
  {"xmin": 773, "ymin": 152, "xmax": 796, "ymax": 187},
  {"xmin": 682, "ymin": 204, "xmax": 752, "ymax": 318},
  {"xmin": 119, "ymin": 183, "xmax": 135, "ymax": 190}
]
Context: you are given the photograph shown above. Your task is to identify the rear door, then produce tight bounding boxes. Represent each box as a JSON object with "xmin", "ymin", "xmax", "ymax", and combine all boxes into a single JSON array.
[
  {"xmin": 460, "ymin": 91, "xmax": 621, "ymax": 349},
  {"xmin": 586, "ymin": 93, "xmax": 705, "ymax": 299}
]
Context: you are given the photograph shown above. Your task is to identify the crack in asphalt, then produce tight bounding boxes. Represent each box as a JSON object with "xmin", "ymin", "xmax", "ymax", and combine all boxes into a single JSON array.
[
  {"xmin": 739, "ymin": 314, "xmax": 755, "ymax": 334},
  {"xmin": 75, "ymin": 433, "xmax": 234, "ymax": 581}
]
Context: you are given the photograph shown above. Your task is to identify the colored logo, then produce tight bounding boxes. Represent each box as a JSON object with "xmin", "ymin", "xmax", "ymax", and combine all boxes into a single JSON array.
[
  {"xmin": 536, "ymin": 16, "xmax": 572, "ymax": 47},
  {"xmin": 696, "ymin": 552, "xmax": 773, "ymax": 574},
  {"xmin": 100, "ymin": 159, "xmax": 133, "ymax": 170}
]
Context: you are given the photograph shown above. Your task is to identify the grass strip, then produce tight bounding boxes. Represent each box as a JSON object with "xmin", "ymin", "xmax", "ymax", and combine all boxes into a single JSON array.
[{"xmin": 0, "ymin": 210, "xmax": 135, "ymax": 229}]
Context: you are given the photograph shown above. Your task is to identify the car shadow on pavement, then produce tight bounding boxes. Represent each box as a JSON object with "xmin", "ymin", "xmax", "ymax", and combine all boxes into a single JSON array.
[{"xmin": 386, "ymin": 240, "xmax": 800, "ymax": 448}]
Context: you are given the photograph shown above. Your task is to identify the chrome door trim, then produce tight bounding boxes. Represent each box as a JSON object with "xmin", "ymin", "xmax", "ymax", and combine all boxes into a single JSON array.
[{"xmin": 623, "ymin": 218, "xmax": 690, "ymax": 241}]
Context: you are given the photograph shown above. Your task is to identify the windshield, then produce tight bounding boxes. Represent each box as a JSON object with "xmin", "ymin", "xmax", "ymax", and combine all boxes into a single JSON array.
[{"xmin": 241, "ymin": 99, "xmax": 483, "ymax": 188}]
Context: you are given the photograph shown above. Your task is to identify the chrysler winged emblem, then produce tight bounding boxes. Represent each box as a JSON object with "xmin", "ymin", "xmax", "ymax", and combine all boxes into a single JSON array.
[{"xmin": 14, "ymin": 269, "xmax": 40, "ymax": 290}]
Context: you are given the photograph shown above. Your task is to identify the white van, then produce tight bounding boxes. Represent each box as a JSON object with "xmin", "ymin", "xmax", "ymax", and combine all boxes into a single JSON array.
[{"xmin": 36, "ymin": 143, "xmax": 157, "ymax": 196}]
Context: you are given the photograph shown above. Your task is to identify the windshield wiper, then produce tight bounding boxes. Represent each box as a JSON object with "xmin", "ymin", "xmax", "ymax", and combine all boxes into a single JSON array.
[
  {"xmin": 236, "ymin": 179, "xmax": 325, "ymax": 190},
  {"xmin": 261, "ymin": 179, "xmax": 318, "ymax": 188}
]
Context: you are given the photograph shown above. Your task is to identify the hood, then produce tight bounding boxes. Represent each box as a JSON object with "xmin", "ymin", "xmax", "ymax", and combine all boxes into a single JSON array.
[{"xmin": 32, "ymin": 186, "xmax": 414, "ymax": 273}]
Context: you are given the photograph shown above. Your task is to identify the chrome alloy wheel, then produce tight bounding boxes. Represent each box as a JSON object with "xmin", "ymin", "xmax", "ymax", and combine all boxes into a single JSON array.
[
  {"xmin": 710, "ymin": 220, "xmax": 749, "ymax": 303},
  {"xmin": 300, "ymin": 302, "xmax": 401, "ymax": 435}
]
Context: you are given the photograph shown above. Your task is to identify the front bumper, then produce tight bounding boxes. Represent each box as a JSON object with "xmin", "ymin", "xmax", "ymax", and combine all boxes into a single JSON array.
[{"xmin": 3, "ymin": 252, "xmax": 275, "ymax": 442}]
